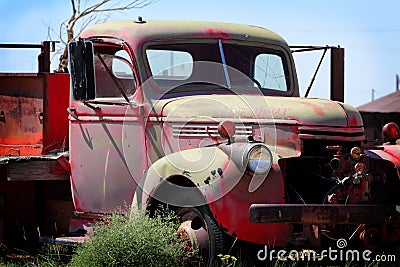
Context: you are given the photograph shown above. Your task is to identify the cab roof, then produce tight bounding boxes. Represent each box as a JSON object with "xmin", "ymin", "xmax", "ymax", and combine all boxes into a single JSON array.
[{"xmin": 81, "ymin": 20, "xmax": 289, "ymax": 48}]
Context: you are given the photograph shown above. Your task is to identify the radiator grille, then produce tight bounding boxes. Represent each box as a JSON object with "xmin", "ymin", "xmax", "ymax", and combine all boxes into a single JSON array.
[{"xmin": 172, "ymin": 124, "xmax": 252, "ymax": 138}]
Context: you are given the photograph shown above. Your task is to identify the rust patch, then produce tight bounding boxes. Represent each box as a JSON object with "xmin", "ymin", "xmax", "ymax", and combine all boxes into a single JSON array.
[
  {"xmin": 299, "ymin": 101, "xmax": 325, "ymax": 116},
  {"xmin": 0, "ymin": 95, "xmax": 43, "ymax": 156}
]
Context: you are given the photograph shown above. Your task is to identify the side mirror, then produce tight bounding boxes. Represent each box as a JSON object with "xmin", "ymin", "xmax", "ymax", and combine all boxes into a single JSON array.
[{"xmin": 68, "ymin": 40, "xmax": 96, "ymax": 100}]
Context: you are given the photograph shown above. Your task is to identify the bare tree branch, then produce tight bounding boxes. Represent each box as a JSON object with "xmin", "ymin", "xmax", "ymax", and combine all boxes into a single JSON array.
[{"xmin": 55, "ymin": 0, "xmax": 155, "ymax": 72}]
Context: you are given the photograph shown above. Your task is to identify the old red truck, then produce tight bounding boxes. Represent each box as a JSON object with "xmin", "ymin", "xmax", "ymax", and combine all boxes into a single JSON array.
[{"xmin": 1, "ymin": 20, "xmax": 399, "ymax": 264}]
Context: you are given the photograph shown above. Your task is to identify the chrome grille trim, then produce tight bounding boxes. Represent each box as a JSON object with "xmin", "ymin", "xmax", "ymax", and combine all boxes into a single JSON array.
[{"xmin": 171, "ymin": 124, "xmax": 252, "ymax": 137}]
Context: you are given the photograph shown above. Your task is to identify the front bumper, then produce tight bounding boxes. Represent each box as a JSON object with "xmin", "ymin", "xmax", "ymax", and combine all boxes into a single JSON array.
[{"xmin": 249, "ymin": 204, "xmax": 400, "ymax": 224}]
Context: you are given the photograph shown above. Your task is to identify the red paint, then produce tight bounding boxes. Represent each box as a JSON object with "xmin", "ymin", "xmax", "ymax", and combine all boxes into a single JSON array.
[
  {"xmin": 383, "ymin": 122, "xmax": 400, "ymax": 140},
  {"xmin": 348, "ymin": 115, "xmax": 359, "ymax": 127},
  {"xmin": 203, "ymin": 28, "xmax": 230, "ymax": 39},
  {"xmin": 218, "ymin": 120, "xmax": 236, "ymax": 138},
  {"xmin": 372, "ymin": 145, "xmax": 400, "ymax": 169},
  {"xmin": 42, "ymin": 74, "xmax": 70, "ymax": 154},
  {"xmin": 300, "ymin": 101, "xmax": 325, "ymax": 116},
  {"xmin": 56, "ymin": 155, "xmax": 71, "ymax": 173},
  {"xmin": 206, "ymin": 163, "xmax": 290, "ymax": 245}
]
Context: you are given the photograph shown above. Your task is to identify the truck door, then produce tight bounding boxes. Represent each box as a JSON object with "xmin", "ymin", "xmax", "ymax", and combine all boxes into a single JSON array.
[{"xmin": 68, "ymin": 40, "xmax": 147, "ymax": 215}]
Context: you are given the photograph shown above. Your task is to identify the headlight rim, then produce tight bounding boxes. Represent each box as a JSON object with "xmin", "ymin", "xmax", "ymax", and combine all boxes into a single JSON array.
[{"xmin": 243, "ymin": 143, "xmax": 273, "ymax": 175}]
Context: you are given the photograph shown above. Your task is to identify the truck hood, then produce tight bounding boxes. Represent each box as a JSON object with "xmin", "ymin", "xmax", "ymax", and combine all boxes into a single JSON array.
[{"xmin": 151, "ymin": 95, "xmax": 363, "ymax": 128}]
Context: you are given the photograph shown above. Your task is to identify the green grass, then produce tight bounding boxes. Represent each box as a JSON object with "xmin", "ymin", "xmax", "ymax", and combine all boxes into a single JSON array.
[
  {"xmin": 69, "ymin": 209, "xmax": 197, "ymax": 267},
  {"xmin": 1, "ymin": 208, "xmax": 198, "ymax": 267}
]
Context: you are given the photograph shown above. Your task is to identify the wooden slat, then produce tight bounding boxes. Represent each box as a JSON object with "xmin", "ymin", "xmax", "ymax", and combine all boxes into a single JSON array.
[
  {"xmin": 7, "ymin": 160, "xmax": 68, "ymax": 181},
  {"xmin": 1, "ymin": 153, "xmax": 69, "ymax": 181}
]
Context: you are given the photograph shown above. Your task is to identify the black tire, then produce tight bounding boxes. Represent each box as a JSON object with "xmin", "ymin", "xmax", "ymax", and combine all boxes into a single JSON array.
[
  {"xmin": 204, "ymin": 212, "xmax": 224, "ymax": 267},
  {"xmin": 177, "ymin": 206, "xmax": 223, "ymax": 267},
  {"xmin": 150, "ymin": 180, "xmax": 224, "ymax": 266}
]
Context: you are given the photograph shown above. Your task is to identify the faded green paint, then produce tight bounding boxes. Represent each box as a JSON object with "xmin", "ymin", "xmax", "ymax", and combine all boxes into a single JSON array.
[
  {"xmin": 152, "ymin": 94, "xmax": 364, "ymax": 128},
  {"xmin": 133, "ymin": 146, "xmax": 231, "ymax": 209}
]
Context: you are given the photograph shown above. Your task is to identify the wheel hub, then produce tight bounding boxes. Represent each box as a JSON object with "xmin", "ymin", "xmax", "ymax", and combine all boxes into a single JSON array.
[{"xmin": 178, "ymin": 214, "xmax": 210, "ymax": 259}]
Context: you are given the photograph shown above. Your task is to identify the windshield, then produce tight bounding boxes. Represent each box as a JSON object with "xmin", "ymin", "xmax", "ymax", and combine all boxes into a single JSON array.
[{"xmin": 145, "ymin": 40, "xmax": 290, "ymax": 95}]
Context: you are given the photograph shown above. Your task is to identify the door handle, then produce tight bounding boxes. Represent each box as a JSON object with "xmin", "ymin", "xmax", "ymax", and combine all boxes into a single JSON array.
[{"xmin": 67, "ymin": 108, "xmax": 82, "ymax": 121}]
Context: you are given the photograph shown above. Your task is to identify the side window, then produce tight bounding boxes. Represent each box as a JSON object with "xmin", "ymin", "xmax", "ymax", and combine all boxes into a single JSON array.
[
  {"xmin": 146, "ymin": 49, "xmax": 193, "ymax": 80},
  {"xmin": 94, "ymin": 49, "xmax": 136, "ymax": 98},
  {"xmin": 254, "ymin": 53, "xmax": 287, "ymax": 91},
  {"xmin": 112, "ymin": 50, "xmax": 133, "ymax": 78}
]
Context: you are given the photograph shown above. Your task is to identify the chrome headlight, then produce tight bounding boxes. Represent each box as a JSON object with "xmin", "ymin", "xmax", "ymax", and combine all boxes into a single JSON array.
[{"xmin": 245, "ymin": 144, "xmax": 273, "ymax": 175}]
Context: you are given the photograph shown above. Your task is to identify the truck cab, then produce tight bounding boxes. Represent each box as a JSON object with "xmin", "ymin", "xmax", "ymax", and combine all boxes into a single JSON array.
[{"xmin": 67, "ymin": 20, "xmax": 399, "ymax": 264}]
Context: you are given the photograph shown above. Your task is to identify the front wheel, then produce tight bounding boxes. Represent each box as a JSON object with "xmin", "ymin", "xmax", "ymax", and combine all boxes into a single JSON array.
[{"xmin": 177, "ymin": 207, "xmax": 223, "ymax": 267}]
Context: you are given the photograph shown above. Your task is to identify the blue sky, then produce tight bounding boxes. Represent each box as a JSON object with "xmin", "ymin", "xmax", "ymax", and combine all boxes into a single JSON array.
[{"xmin": 0, "ymin": 0, "xmax": 399, "ymax": 107}]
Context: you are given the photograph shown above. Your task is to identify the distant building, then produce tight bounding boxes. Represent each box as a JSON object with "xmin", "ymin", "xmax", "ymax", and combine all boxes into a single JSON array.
[{"xmin": 357, "ymin": 90, "xmax": 400, "ymax": 144}]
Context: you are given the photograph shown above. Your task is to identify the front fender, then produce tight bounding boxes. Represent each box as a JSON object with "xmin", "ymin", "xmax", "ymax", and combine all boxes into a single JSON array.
[
  {"xmin": 367, "ymin": 145, "xmax": 400, "ymax": 169},
  {"xmin": 132, "ymin": 146, "xmax": 230, "ymax": 210},
  {"xmin": 133, "ymin": 144, "xmax": 291, "ymax": 246}
]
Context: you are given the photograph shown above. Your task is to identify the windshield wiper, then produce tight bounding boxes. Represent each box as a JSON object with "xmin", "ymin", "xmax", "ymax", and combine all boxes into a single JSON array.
[{"xmin": 218, "ymin": 39, "xmax": 231, "ymax": 89}]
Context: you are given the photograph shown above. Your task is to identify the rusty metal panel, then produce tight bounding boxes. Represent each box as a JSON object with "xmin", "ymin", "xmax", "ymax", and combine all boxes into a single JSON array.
[
  {"xmin": 0, "ymin": 74, "xmax": 44, "ymax": 156},
  {"xmin": 69, "ymin": 120, "xmax": 143, "ymax": 214},
  {"xmin": 249, "ymin": 204, "xmax": 400, "ymax": 224}
]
